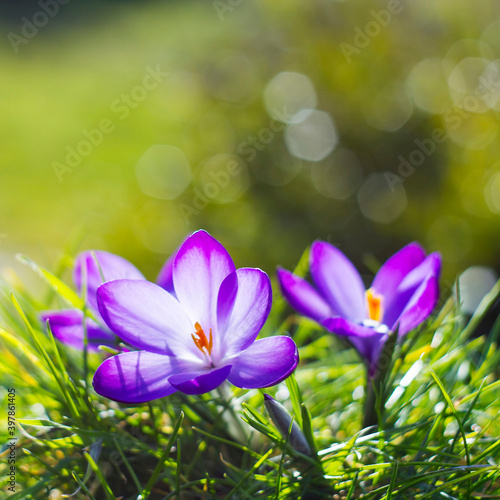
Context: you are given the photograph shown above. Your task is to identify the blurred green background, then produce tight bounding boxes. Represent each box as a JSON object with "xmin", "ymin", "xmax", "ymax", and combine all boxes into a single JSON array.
[{"xmin": 1, "ymin": 0, "xmax": 500, "ymax": 290}]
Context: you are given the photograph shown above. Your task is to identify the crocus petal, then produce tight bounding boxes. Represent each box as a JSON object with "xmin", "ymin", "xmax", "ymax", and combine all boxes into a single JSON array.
[
  {"xmin": 173, "ymin": 230, "xmax": 236, "ymax": 333},
  {"xmin": 217, "ymin": 268, "xmax": 272, "ymax": 359},
  {"xmin": 382, "ymin": 253, "xmax": 441, "ymax": 328},
  {"xmin": 310, "ymin": 241, "xmax": 366, "ymax": 322},
  {"xmin": 97, "ymin": 280, "xmax": 201, "ymax": 361},
  {"xmin": 156, "ymin": 252, "xmax": 176, "ymax": 294},
  {"xmin": 276, "ymin": 267, "xmax": 332, "ymax": 322},
  {"xmin": 227, "ymin": 336, "xmax": 299, "ymax": 389},
  {"xmin": 371, "ymin": 242, "xmax": 426, "ymax": 311},
  {"xmin": 74, "ymin": 250, "xmax": 145, "ymax": 312},
  {"xmin": 393, "ymin": 275, "xmax": 439, "ymax": 336},
  {"xmin": 323, "ymin": 317, "xmax": 388, "ymax": 375},
  {"xmin": 92, "ymin": 351, "xmax": 182, "ymax": 403},
  {"xmin": 41, "ymin": 309, "xmax": 114, "ymax": 351},
  {"xmin": 168, "ymin": 365, "xmax": 232, "ymax": 395}
]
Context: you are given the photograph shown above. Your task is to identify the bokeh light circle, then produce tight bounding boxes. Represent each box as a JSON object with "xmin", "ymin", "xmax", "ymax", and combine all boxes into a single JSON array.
[
  {"xmin": 363, "ymin": 83, "xmax": 413, "ymax": 132},
  {"xmin": 447, "ymin": 57, "xmax": 492, "ymax": 113},
  {"xmin": 484, "ymin": 169, "xmax": 500, "ymax": 214},
  {"xmin": 444, "ymin": 38, "xmax": 495, "ymax": 65},
  {"xmin": 285, "ymin": 110, "xmax": 338, "ymax": 162},
  {"xmin": 264, "ymin": 72, "xmax": 317, "ymax": 123},
  {"xmin": 135, "ymin": 145, "xmax": 191, "ymax": 200},
  {"xmin": 406, "ymin": 58, "xmax": 449, "ymax": 114},
  {"xmin": 482, "ymin": 19, "xmax": 500, "ymax": 53},
  {"xmin": 357, "ymin": 173, "xmax": 407, "ymax": 223},
  {"xmin": 458, "ymin": 266, "xmax": 498, "ymax": 315},
  {"xmin": 252, "ymin": 142, "xmax": 302, "ymax": 186},
  {"xmin": 481, "ymin": 59, "xmax": 500, "ymax": 110},
  {"xmin": 196, "ymin": 154, "xmax": 249, "ymax": 204},
  {"xmin": 443, "ymin": 107, "xmax": 498, "ymax": 150},
  {"xmin": 311, "ymin": 149, "xmax": 363, "ymax": 199}
]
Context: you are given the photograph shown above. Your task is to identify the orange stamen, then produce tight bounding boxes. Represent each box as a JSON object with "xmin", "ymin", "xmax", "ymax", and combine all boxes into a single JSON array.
[
  {"xmin": 366, "ymin": 288, "xmax": 383, "ymax": 322},
  {"xmin": 191, "ymin": 322, "xmax": 213, "ymax": 355}
]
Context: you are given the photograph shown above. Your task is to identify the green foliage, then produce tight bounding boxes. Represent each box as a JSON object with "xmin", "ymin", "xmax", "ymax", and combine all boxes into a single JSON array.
[
  {"xmin": 2, "ymin": 1, "xmax": 500, "ymax": 497},
  {"xmin": 0, "ymin": 254, "xmax": 499, "ymax": 499}
]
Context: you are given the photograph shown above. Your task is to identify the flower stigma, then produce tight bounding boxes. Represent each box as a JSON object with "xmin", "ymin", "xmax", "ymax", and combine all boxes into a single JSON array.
[
  {"xmin": 366, "ymin": 288, "xmax": 383, "ymax": 322},
  {"xmin": 191, "ymin": 322, "xmax": 213, "ymax": 357}
]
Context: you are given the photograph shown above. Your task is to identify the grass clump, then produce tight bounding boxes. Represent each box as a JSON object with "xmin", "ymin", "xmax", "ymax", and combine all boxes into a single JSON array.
[{"xmin": 0, "ymin": 250, "xmax": 499, "ymax": 499}]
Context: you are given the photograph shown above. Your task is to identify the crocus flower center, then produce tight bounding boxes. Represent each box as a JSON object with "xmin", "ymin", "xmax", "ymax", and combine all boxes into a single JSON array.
[
  {"xmin": 365, "ymin": 288, "xmax": 383, "ymax": 322},
  {"xmin": 191, "ymin": 322, "xmax": 213, "ymax": 356}
]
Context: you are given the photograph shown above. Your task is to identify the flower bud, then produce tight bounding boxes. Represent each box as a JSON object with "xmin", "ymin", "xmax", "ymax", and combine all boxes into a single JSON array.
[{"xmin": 264, "ymin": 394, "xmax": 311, "ymax": 455}]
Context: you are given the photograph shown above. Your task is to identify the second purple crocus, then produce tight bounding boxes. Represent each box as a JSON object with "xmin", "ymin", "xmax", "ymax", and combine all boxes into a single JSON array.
[
  {"xmin": 42, "ymin": 251, "xmax": 146, "ymax": 351},
  {"xmin": 92, "ymin": 230, "xmax": 299, "ymax": 403},
  {"xmin": 277, "ymin": 241, "xmax": 441, "ymax": 375}
]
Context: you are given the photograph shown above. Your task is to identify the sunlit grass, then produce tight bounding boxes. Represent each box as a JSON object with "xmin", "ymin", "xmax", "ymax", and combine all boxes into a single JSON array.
[{"xmin": 0, "ymin": 249, "xmax": 499, "ymax": 499}]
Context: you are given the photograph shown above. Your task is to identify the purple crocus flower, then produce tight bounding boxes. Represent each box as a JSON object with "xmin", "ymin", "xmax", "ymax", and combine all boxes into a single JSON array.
[
  {"xmin": 277, "ymin": 242, "xmax": 441, "ymax": 375},
  {"xmin": 92, "ymin": 230, "xmax": 299, "ymax": 403},
  {"xmin": 42, "ymin": 251, "xmax": 145, "ymax": 351}
]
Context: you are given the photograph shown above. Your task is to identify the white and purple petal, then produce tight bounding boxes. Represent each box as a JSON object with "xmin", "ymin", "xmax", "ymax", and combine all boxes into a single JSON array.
[
  {"xmin": 382, "ymin": 252, "xmax": 441, "ymax": 328},
  {"xmin": 371, "ymin": 242, "xmax": 426, "ymax": 314},
  {"xmin": 310, "ymin": 241, "xmax": 366, "ymax": 322},
  {"xmin": 227, "ymin": 336, "xmax": 299, "ymax": 389},
  {"xmin": 41, "ymin": 309, "xmax": 115, "ymax": 351},
  {"xmin": 276, "ymin": 267, "xmax": 332, "ymax": 322},
  {"xmin": 393, "ymin": 275, "xmax": 440, "ymax": 336},
  {"xmin": 74, "ymin": 250, "xmax": 145, "ymax": 312},
  {"xmin": 92, "ymin": 351, "xmax": 183, "ymax": 403},
  {"xmin": 217, "ymin": 268, "xmax": 272, "ymax": 359},
  {"xmin": 156, "ymin": 250, "xmax": 178, "ymax": 295},
  {"xmin": 97, "ymin": 280, "xmax": 200, "ymax": 361},
  {"xmin": 168, "ymin": 365, "xmax": 232, "ymax": 395},
  {"xmin": 173, "ymin": 230, "xmax": 236, "ymax": 334},
  {"xmin": 91, "ymin": 230, "xmax": 300, "ymax": 402},
  {"xmin": 323, "ymin": 317, "xmax": 388, "ymax": 376}
]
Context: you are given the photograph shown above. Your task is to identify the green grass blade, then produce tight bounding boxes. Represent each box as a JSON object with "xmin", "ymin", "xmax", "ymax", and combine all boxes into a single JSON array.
[
  {"xmin": 68, "ymin": 471, "xmax": 97, "ymax": 500},
  {"xmin": 300, "ymin": 402, "xmax": 317, "ymax": 457},
  {"xmin": 141, "ymin": 411, "xmax": 184, "ymax": 499},
  {"xmin": 460, "ymin": 278, "xmax": 500, "ymax": 341},
  {"xmin": 285, "ymin": 373, "xmax": 303, "ymax": 428},
  {"xmin": 46, "ymin": 320, "xmax": 83, "ymax": 403},
  {"xmin": 429, "ymin": 370, "xmax": 470, "ymax": 466},
  {"xmin": 224, "ymin": 449, "xmax": 273, "ymax": 499},
  {"xmin": 241, "ymin": 401, "xmax": 269, "ymax": 426},
  {"xmin": 192, "ymin": 427, "xmax": 280, "ymax": 470},
  {"xmin": 344, "ymin": 472, "xmax": 358, "ymax": 500},
  {"xmin": 11, "ymin": 293, "xmax": 80, "ymax": 420},
  {"xmin": 84, "ymin": 450, "xmax": 116, "ymax": 500},
  {"xmin": 17, "ymin": 254, "xmax": 85, "ymax": 310},
  {"xmin": 113, "ymin": 437, "xmax": 143, "ymax": 493},
  {"xmin": 384, "ymin": 461, "xmax": 398, "ymax": 500},
  {"xmin": 175, "ymin": 438, "xmax": 181, "ymax": 499},
  {"xmin": 429, "ymin": 369, "xmax": 471, "ymax": 499}
]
